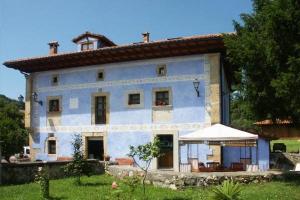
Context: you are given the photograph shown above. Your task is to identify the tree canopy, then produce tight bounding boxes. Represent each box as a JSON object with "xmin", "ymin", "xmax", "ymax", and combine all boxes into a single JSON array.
[
  {"xmin": 224, "ymin": 0, "xmax": 300, "ymax": 124},
  {"xmin": 0, "ymin": 94, "xmax": 28, "ymax": 159}
]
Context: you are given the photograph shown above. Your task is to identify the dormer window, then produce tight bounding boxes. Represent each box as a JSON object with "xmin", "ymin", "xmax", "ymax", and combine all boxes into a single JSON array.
[
  {"xmin": 81, "ymin": 41, "xmax": 94, "ymax": 51},
  {"xmin": 72, "ymin": 32, "xmax": 116, "ymax": 52}
]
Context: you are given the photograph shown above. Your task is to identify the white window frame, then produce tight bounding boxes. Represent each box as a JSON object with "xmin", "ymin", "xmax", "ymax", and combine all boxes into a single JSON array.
[{"xmin": 81, "ymin": 41, "xmax": 94, "ymax": 51}]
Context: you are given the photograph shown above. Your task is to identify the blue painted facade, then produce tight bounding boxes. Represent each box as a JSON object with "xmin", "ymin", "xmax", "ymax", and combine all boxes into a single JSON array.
[{"xmin": 29, "ymin": 53, "xmax": 269, "ymax": 171}]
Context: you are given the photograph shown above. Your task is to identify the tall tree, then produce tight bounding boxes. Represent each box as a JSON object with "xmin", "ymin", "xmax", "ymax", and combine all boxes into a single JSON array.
[
  {"xmin": 0, "ymin": 95, "xmax": 28, "ymax": 159},
  {"xmin": 224, "ymin": 0, "xmax": 300, "ymax": 124}
]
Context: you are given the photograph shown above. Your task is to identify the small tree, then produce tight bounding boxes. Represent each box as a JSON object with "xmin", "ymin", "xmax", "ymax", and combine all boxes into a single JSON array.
[
  {"xmin": 128, "ymin": 136, "xmax": 161, "ymax": 197},
  {"xmin": 64, "ymin": 134, "xmax": 91, "ymax": 185},
  {"xmin": 35, "ymin": 166, "xmax": 50, "ymax": 200}
]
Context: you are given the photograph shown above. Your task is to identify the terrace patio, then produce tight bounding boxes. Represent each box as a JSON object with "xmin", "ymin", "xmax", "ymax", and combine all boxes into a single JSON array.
[{"xmin": 108, "ymin": 165, "xmax": 284, "ymax": 189}]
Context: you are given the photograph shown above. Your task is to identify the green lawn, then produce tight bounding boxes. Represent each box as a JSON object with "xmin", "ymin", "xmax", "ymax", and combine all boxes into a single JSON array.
[
  {"xmin": 0, "ymin": 175, "xmax": 299, "ymax": 200},
  {"xmin": 271, "ymin": 139, "xmax": 300, "ymax": 153}
]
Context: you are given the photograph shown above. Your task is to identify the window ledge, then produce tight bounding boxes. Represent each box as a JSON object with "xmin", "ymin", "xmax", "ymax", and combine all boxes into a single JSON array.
[
  {"xmin": 47, "ymin": 111, "xmax": 62, "ymax": 115},
  {"xmin": 152, "ymin": 105, "xmax": 173, "ymax": 111},
  {"xmin": 127, "ymin": 104, "xmax": 144, "ymax": 109}
]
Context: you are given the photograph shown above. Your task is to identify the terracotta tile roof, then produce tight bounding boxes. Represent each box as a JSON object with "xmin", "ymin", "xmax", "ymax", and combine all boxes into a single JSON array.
[
  {"xmin": 255, "ymin": 119, "xmax": 293, "ymax": 126},
  {"xmin": 3, "ymin": 33, "xmax": 225, "ymax": 73}
]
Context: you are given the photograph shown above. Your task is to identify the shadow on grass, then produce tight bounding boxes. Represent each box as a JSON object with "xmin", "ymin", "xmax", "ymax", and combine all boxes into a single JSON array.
[
  {"xmin": 49, "ymin": 196, "xmax": 67, "ymax": 200},
  {"xmin": 280, "ymin": 172, "xmax": 300, "ymax": 186}
]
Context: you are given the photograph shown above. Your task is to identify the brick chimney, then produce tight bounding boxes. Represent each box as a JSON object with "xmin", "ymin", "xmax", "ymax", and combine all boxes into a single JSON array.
[
  {"xmin": 48, "ymin": 41, "xmax": 59, "ymax": 55},
  {"xmin": 142, "ymin": 32, "xmax": 150, "ymax": 43}
]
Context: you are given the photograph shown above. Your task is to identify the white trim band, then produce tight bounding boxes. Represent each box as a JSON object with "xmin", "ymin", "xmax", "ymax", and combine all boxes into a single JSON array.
[
  {"xmin": 36, "ymin": 74, "xmax": 206, "ymax": 93},
  {"xmin": 34, "ymin": 122, "xmax": 210, "ymax": 133}
]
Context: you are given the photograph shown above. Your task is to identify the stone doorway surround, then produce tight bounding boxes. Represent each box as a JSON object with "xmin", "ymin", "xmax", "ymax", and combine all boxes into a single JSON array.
[
  {"xmin": 82, "ymin": 132, "xmax": 107, "ymax": 160},
  {"xmin": 152, "ymin": 131, "xmax": 179, "ymax": 172}
]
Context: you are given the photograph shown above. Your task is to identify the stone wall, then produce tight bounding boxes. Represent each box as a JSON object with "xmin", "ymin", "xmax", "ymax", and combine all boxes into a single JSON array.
[
  {"xmin": 108, "ymin": 165, "xmax": 287, "ymax": 190},
  {"xmin": 1, "ymin": 160, "xmax": 105, "ymax": 185}
]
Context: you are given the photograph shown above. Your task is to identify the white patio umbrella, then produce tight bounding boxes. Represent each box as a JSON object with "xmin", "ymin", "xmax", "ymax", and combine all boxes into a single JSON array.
[
  {"xmin": 179, "ymin": 124, "xmax": 258, "ymax": 141},
  {"xmin": 178, "ymin": 124, "xmax": 259, "ymax": 172}
]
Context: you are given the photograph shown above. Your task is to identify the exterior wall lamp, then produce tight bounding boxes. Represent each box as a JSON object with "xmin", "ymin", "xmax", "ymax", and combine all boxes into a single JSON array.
[
  {"xmin": 18, "ymin": 95, "xmax": 24, "ymax": 102},
  {"xmin": 32, "ymin": 92, "xmax": 43, "ymax": 106},
  {"xmin": 193, "ymin": 79, "xmax": 200, "ymax": 97}
]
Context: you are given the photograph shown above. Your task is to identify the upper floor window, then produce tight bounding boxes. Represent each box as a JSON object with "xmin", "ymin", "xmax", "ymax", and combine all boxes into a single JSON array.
[
  {"xmin": 156, "ymin": 64, "xmax": 167, "ymax": 76},
  {"xmin": 97, "ymin": 70, "xmax": 104, "ymax": 81},
  {"xmin": 95, "ymin": 96, "xmax": 107, "ymax": 124},
  {"xmin": 153, "ymin": 88, "xmax": 172, "ymax": 107},
  {"xmin": 155, "ymin": 91, "xmax": 169, "ymax": 106},
  {"xmin": 128, "ymin": 93, "xmax": 140, "ymax": 105},
  {"xmin": 81, "ymin": 41, "xmax": 94, "ymax": 51},
  {"xmin": 48, "ymin": 98, "xmax": 61, "ymax": 112},
  {"xmin": 51, "ymin": 75, "xmax": 59, "ymax": 86},
  {"xmin": 125, "ymin": 90, "xmax": 144, "ymax": 109}
]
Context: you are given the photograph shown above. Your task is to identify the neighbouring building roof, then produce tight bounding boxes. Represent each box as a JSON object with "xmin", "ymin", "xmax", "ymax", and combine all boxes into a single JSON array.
[
  {"xmin": 255, "ymin": 119, "xmax": 293, "ymax": 126},
  {"xmin": 3, "ymin": 33, "xmax": 225, "ymax": 73}
]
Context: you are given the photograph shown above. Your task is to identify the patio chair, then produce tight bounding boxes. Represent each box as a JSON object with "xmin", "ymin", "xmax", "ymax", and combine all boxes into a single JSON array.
[
  {"xmin": 230, "ymin": 162, "xmax": 244, "ymax": 171},
  {"xmin": 190, "ymin": 158, "xmax": 199, "ymax": 172}
]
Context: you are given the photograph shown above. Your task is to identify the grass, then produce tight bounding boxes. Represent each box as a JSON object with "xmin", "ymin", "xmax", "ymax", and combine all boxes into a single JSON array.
[
  {"xmin": 271, "ymin": 139, "xmax": 300, "ymax": 153},
  {"xmin": 0, "ymin": 175, "xmax": 299, "ymax": 200}
]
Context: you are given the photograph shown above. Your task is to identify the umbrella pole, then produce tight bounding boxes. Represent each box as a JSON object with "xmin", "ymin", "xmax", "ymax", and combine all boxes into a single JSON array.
[
  {"xmin": 178, "ymin": 141, "xmax": 181, "ymax": 172},
  {"xmin": 187, "ymin": 143, "xmax": 189, "ymax": 163},
  {"xmin": 197, "ymin": 143, "xmax": 199, "ymax": 162},
  {"xmin": 250, "ymin": 145, "xmax": 252, "ymax": 164},
  {"xmin": 256, "ymin": 140, "xmax": 259, "ymax": 165},
  {"xmin": 239, "ymin": 146, "xmax": 241, "ymax": 163},
  {"xmin": 244, "ymin": 140, "xmax": 246, "ymax": 160}
]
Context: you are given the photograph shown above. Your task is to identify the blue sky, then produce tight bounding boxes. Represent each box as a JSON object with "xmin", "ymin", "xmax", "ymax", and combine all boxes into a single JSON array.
[{"xmin": 0, "ymin": 0, "xmax": 252, "ymax": 99}]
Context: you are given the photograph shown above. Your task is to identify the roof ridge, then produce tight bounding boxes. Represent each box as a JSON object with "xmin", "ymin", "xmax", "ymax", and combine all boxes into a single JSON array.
[{"xmin": 4, "ymin": 33, "xmax": 226, "ymax": 64}]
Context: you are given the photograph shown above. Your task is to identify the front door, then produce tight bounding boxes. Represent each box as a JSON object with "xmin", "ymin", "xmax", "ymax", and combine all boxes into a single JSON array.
[
  {"xmin": 158, "ymin": 135, "xmax": 173, "ymax": 169},
  {"xmin": 87, "ymin": 138, "xmax": 104, "ymax": 160}
]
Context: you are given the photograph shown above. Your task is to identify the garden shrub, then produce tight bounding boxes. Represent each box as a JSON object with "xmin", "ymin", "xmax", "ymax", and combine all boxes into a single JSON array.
[
  {"xmin": 211, "ymin": 180, "xmax": 242, "ymax": 200},
  {"xmin": 35, "ymin": 166, "xmax": 50, "ymax": 200},
  {"xmin": 123, "ymin": 174, "xmax": 141, "ymax": 199}
]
